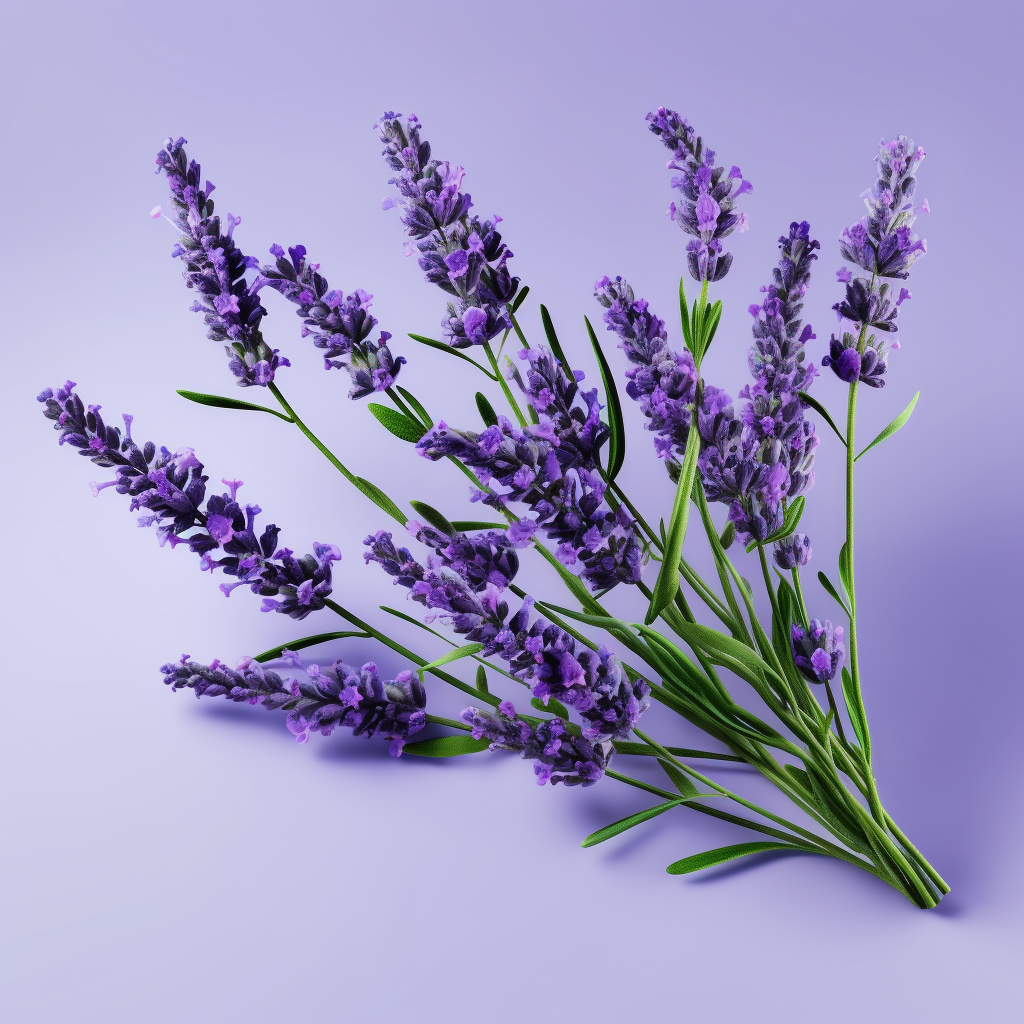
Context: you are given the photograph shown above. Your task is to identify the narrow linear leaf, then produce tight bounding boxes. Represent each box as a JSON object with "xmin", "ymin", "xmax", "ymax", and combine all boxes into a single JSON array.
[
  {"xmin": 838, "ymin": 542, "xmax": 854, "ymax": 607},
  {"xmin": 417, "ymin": 643, "xmax": 485, "ymax": 679},
  {"xmin": 450, "ymin": 520, "xmax": 508, "ymax": 532},
  {"xmin": 510, "ymin": 284, "xmax": 530, "ymax": 315},
  {"xmin": 612, "ymin": 741, "xmax": 746, "ymax": 763},
  {"xmin": 475, "ymin": 392, "xmax": 498, "ymax": 427},
  {"xmin": 380, "ymin": 606, "xmax": 454, "ymax": 645},
  {"xmin": 678, "ymin": 277, "xmax": 693, "ymax": 349},
  {"xmin": 719, "ymin": 521, "xmax": 735, "ymax": 550},
  {"xmin": 658, "ymin": 759, "xmax": 700, "ymax": 798},
  {"xmin": 702, "ymin": 301, "xmax": 723, "ymax": 357},
  {"xmin": 176, "ymin": 389, "xmax": 292, "ymax": 422},
  {"xmin": 409, "ymin": 500, "xmax": 456, "ymax": 536},
  {"xmin": 666, "ymin": 842, "xmax": 797, "ymax": 875},
  {"xmin": 745, "ymin": 495, "xmax": 805, "ymax": 553},
  {"xmin": 582, "ymin": 798, "xmax": 685, "ymax": 848},
  {"xmin": 408, "ymin": 334, "xmax": 497, "ymax": 378},
  {"xmin": 841, "ymin": 667, "xmax": 867, "ymax": 749},
  {"xmin": 798, "ymin": 391, "xmax": 847, "ymax": 446},
  {"xmin": 544, "ymin": 604, "xmax": 633, "ymax": 633},
  {"xmin": 254, "ymin": 631, "xmax": 369, "ymax": 663},
  {"xmin": 658, "ymin": 619, "xmax": 786, "ymax": 688},
  {"xmin": 396, "ymin": 386, "xmax": 433, "ymax": 428},
  {"xmin": 648, "ymin": 423, "xmax": 701, "ymax": 624},
  {"xmin": 403, "ymin": 736, "xmax": 490, "ymax": 757},
  {"xmin": 855, "ymin": 391, "xmax": 920, "ymax": 461},
  {"xmin": 475, "ymin": 665, "xmax": 489, "ymax": 693},
  {"xmin": 539, "ymin": 304, "xmax": 572, "ymax": 371},
  {"xmin": 353, "ymin": 477, "xmax": 406, "ymax": 524},
  {"xmin": 367, "ymin": 402, "xmax": 426, "ymax": 442},
  {"xmin": 817, "ymin": 571, "xmax": 852, "ymax": 619},
  {"xmin": 530, "ymin": 696, "xmax": 569, "ymax": 720},
  {"xmin": 584, "ymin": 315, "xmax": 626, "ymax": 481}
]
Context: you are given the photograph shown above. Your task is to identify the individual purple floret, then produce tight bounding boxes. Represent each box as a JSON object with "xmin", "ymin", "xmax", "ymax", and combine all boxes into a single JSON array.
[
  {"xmin": 155, "ymin": 138, "xmax": 289, "ymax": 387},
  {"xmin": 40, "ymin": 382, "xmax": 340, "ymax": 620},
  {"xmin": 824, "ymin": 137, "xmax": 927, "ymax": 387},
  {"xmin": 773, "ymin": 533, "xmax": 812, "ymax": 570},
  {"xmin": 461, "ymin": 703, "xmax": 613, "ymax": 786},
  {"xmin": 791, "ymin": 619, "xmax": 845, "ymax": 684},
  {"xmin": 646, "ymin": 107, "xmax": 752, "ymax": 282},
  {"xmin": 162, "ymin": 656, "xmax": 426, "ymax": 755},
  {"xmin": 376, "ymin": 112, "xmax": 519, "ymax": 348},
  {"xmin": 253, "ymin": 244, "xmax": 405, "ymax": 398}
]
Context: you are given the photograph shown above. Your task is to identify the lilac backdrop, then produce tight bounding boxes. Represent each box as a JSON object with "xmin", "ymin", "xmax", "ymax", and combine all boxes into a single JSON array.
[{"xmin": 2, "ymin": 1, "xmax": 1021, "ymax": 1020}]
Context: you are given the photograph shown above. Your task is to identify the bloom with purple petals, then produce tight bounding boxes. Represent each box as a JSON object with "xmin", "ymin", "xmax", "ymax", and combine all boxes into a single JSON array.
[
  {"xmin": 773, "ymin": 533, "xmax": 812, "ymax": 570},
  {"xmin": 791, "ymin": 619, "xmax": 845, "ymax": 684}
]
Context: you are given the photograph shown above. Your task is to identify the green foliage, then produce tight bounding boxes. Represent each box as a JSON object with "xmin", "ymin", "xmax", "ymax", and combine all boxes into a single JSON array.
[
  {"xmin": 367, "ymin": 402, "xmax": 426, "ymax": 442},
  {"xmin": 176, "ymin": 389, "xmax": 292, "ymax": 422},
  {"xmin": 666, "ymin": 842, "xmax": 796, "ymax": 874}
]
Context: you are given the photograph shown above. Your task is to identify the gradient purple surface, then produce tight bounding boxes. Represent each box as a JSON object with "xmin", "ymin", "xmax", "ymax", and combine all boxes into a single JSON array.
[{"xmin": 2, "ymin": 1, "xmax": 1022, "ymax": 1020}]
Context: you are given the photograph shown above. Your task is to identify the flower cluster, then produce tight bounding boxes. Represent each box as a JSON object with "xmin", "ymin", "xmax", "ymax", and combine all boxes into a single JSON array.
[
  {"xmin": 790, "ymin": 619, "xmax": 845, "ymax": 684},
  {"xmin": 162, "ymin": 656, "xmax": 426, "ymax": 755},
  {"xmin": 39, "ymin": 382, "xmax": 340, "ymax": 620},
  {"xmin": 418, "ymin": 346, "xmax": 641, "ymax": 590},
  {"xmin": 377, "ymin": 112, "xmax": 519, "ymax": 347},
  {"xmin": 823, "ymin": 137, "xmax": 927, "ymax": 387},
  {"xmin": 646, "ymin": 107, "xmax": 752, "ymax": 282},
  {"xmin": 253, "ymin": 244, "xmax": 405, "ymax": 398},
  {"xmin": 155, "ymin": 138, "xmax": 288, "ymax": 387}
]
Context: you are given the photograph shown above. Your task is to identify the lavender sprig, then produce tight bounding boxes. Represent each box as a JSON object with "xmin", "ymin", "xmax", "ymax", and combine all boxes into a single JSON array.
[
  {"xmin": 376, "ymin": 112, "xmax": 519, "ymax": 348},
  {"xmin": 155, "ymin": 138, "xmax": 289, "ymax": 387}
]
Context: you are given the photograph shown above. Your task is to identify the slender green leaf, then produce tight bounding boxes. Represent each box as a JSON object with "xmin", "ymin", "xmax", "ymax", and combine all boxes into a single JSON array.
[
  {"xmin": 841, "ymin": 667, "xmax": 867, "ymax": 749},
  {"xmin": 701, "ymin": 301, "xmax": 723, "ymax": 361},
  {"xmin": 367, "ymin": 402, "xmax": 426, "ymax": 442},
  {"xmin": 659, "ymin": 759, "xmax": 700, "ymax": 797},
  {"xmin": 353, "ymin": 476, "xmax": 406, "ymax": 524},
  {"xmin": 855, "ymin": 391, "xmax": 920, "ymax": 461},
  {"xmin": 719, "ymin": 521, "xmax": 735, "ymax": 550},
  {"xmin": 838, "ymin": 542, "xmax": 854, "ymax": 607},
  {"xmin": 544, "ymin": 604, "xmax": 633, "ymax": 633},
  {"xmin": 745, "ymin": 496, "xmax": 806, "ymax": 552},
  {"xmin": 476, "ymin": 665, "xmax": 489, "ymax": 693},
  {"xmin": 176, "ymin": 389, "xmax": 292, "ymax": 422},
  {"xmin": 396, "ymin": 386, "xmax": 433, "ymax": 428},
  {"xmin": 678, "ymin": 277, "xmax": 693, "ymax": 349},
  {"xmin": 408, "ymin": 334, "xmax": 496, "ymax": 378},
  {"xmin": 798, "ymin": 391, "xmax": 847, "ymax": 446},
  {"xmin": 612, "ymin": 741, "xmax": 746, "ymax": 763},
  {"xmin": 663, "ymin": 619, "xmax": 786, "ymax": 688},
  {"xmin": 647, "ymin": 423, "xmax": 701, "ymax": 624},
  {"xmin": 380, "ymin": 606, "xmax": 453, "ymax": 645},
  {"xmin": 475, "ymin": 392, "xmax": 498, "ymax": 427},
  {"xmin": 403, "ymin": 736, "xmax": 490, "ymax": 757},
  {"xmin": 254, "ymin": 631, "xmax": 369, "ymax": 663},
  {"xmin": 531, "ymin": 696, "xmax": 569, "ymax": 719},
  {"xmin": 582, "ymin": 798, "xmax": 685, "ymax": 848},
  {"xmin": 510, "ymin": 284, "xmax": 530, "ymax": 315},
  {"xmin": 416, "ymin": 643, "xmax": 485, "ymax": 679},
  {"xmin": 409, "ymin": 500, "xmax": 456, "ymax": 536},
  {"xmin": 666, "ymin": 842, "xmax": 796, "ymax": 874},
  {"xmin": 450, "ymin": 520, "xmax": 508, "ymax": 532},
  {"xmin": 584, "ymin": 315, "xmax": 625, "ymax": 481},
  {"xmin": 539, "ymin": 304, "xmax": 571, "ymax": 370},
  {"xmin": 817, "ymin": 571, "xmax": 852, "ymax": 619}
]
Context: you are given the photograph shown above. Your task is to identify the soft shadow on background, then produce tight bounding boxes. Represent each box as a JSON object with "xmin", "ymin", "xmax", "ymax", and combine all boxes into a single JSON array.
[{"xmin": 2, "ymin": 1, "xmax": 1021, "ymax": 1021}]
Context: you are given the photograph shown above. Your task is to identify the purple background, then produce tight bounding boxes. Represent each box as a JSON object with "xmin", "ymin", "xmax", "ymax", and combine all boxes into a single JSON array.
[{"xmin": 2, "ymin": 1, "xmax": 1021, "ymax": 1020}]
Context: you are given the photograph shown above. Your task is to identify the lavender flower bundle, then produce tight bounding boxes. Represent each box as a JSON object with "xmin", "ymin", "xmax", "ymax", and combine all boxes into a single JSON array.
[{"xmin": 39, "ymin": 112, "xmax": 945, "ymax": 907}]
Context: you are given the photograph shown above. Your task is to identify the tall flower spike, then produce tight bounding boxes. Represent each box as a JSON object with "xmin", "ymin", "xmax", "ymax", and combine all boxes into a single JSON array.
[
  {"xmin": 39, "ymin": 383, "xmax": 341, "ymax": 620},
  {"xmin": 376, "ymin": 112, "xmax": 519, "ymax": 347},
  {"xmin": 155, "ymin": 138, "xmax": 289, "ymax": 387},
  {"xmin": 253, "ymin": 244, "xmax": 405, "ymax": 399},
  {"xmin": 824, "ymin": 137, "xmax": 927, "ymax": 386},
  {"xmin": 646, "ymin": 108, "xmax": 752, "ymax": 282}
]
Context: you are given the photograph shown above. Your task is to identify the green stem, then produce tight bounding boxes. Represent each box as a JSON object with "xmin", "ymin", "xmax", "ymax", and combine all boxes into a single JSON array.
[
  {"xmin": 845, "ymin": 378, "xmax": 870, "ymax": 762},
  {"xmin": 386, "ymin": 386, "xmax": 417, "ymax": 422},
  {"xmin": 268, "ymin": 383, "xmax": 360, "ymax": 486},
  {"xmin": 792, "ymin": 566, "xmax": 810, "ymax": 628},
  {"xmin": 483, "ymin": 340, "xmax": 528, "ymax": 427},
  {"xmin": 425, "ymin": 714, "xmax": 472, "ymax": 732}
]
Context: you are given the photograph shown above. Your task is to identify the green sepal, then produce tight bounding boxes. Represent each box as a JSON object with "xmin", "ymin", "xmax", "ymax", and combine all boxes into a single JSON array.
[
  {"xmin": 530, "ymin": 696, "xmax": 569, "ymax": 719},
  {"xmin": 408, "ymin": 334, "xmax": 497, "ymax": 378},
  {"xmin": 745, "ymin": 496, "xmax": 805, "ymax": 553},
  {"xmin": 449, "ymin": 520, "xmax": 508, "ymax": 532},
  {"xmin": 176, "ymin": 389, "xmax": 293, "ymax": 422},
  {"xmin": 353, "ymin": 476, "xmax": 406, "ymax": 524},
  {"xmin": 403, "ymin": 736, "xmax": 491, "ymax": 757},
  {"xmin": 409, "ymin": 500, "xmax": 456, "ymax": 536},
  {"xmin": 475, "ymin": 392, "xmax": 499, "ymax": 427},
  {"xmin": 855, "ymin": 391, "xmax": 919, "ymax": 461},
  {"xmin": 647, "ymin": 423, "xmax": 701, "ymax": 623},
  {"xmin": 798, "ymin": 391, "xmax": 847, "ymax": 446},
  {"xmin": 582, "ymin": 798, "xmax": 685, "ymax": 848},
  {"xmin": 395, "ymin": 386, "xmax": 433, "ymax": 428},
  {"xmin": 666, "ymin": 842, "xmax": 796, "ymax": 875},
  {"xmin": 584, "ymin": 315, "xmax": 626, "ymax": 482},
  {"xmin": 367, "ymin": 402, "xmax": 426, "ymax": 442},
  {"xmin": 416, "ymin": 643, "xmax": 484, "ymax": 679},
  {"xmin": 539, "ymin": 304, "xmax": 572, "ymax": 371},
  {"xmin": 719, "ymin": 521, "xmax": 735, "ymax": 550},
  {"xmin": 253, "ymin": 631, "xmax": 370, "ymax": 663},
  {"xmin": 510, "ymin": 284, "xmax": 530, "ymax": 315},
  {"xmin": 817, "ymin": 571, "xmax": 852, "ymax": 619}
]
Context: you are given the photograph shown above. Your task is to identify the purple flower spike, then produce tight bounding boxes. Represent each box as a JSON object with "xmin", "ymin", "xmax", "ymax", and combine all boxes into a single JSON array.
[
  {"xmin": 376, "ymin": 113, "xmax": 519, "ymax": 348},
  {"xmin": 773, "ymin": 533, "xmax": 812, "ymax": 570},
  {"xmin": 155, "ymin": 138, "xmax": 288, "ymax": 388},
  {"xmin": 646, "ymin": 108, "xmax": 751, "ymax": 282},
  {"xmin": 791, "ymin": 619, "xmax": 845, "ymax": 684}
]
